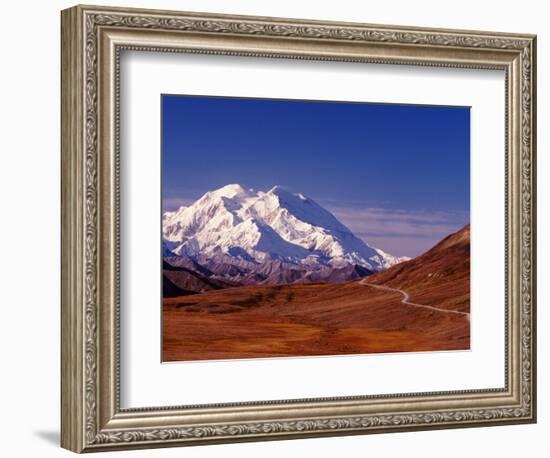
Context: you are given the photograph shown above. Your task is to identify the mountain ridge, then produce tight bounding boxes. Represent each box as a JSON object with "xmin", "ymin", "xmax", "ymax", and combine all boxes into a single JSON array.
[
  {"xmin": 163, "ymin": 184, "xmax": 409, "ymax": 281},
  {"xmin": 163, "ymin": 225, "xmax": 471, "ymax": 360},
  {"xmin": 366, "ymin": 224, "xmax": 470, "ymax": 313}
]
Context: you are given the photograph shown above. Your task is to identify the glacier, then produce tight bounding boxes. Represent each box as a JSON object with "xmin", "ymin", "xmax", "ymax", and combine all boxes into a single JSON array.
[{"xmin": 162, "ymin": 184, "xmax": 408, "ymax": 272}]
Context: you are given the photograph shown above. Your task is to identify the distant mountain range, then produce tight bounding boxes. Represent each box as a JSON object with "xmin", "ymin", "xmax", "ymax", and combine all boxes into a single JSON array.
[{"xmin": 162, "ymin": 184, "xmax": 409, "ymax": 290}]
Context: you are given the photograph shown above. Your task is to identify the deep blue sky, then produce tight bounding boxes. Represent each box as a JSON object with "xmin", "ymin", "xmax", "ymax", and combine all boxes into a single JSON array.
[{"xmin": 162, "ymin": 95, "xmax": 470, "ymax": 257}]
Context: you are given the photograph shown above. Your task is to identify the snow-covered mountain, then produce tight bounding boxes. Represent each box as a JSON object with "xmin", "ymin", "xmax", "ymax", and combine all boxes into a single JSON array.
[{"xmin": 163, "ymin": 184, "xmax": 408, "ymax": 274}]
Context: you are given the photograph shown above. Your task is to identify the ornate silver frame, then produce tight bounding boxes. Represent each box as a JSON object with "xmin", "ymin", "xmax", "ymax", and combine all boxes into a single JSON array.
[{"xmin": 61, "ymin": 4, "xmax": 537, "ymax": 453}]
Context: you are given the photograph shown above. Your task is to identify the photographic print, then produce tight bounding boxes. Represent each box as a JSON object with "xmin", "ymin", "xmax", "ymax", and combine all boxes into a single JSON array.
[
  {"xmin": 161, "ymin": 95, "xmax": 471, "ymax": 362},
  {"xmin": 61, "ymin": 7, "xmax": 536, "ymax": 450}
]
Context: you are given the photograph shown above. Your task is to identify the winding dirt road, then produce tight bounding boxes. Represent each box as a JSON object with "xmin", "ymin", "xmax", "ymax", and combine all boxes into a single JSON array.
[{"xmin": 359, "ymin": 278, "xmax": 470, "ymax": 321}]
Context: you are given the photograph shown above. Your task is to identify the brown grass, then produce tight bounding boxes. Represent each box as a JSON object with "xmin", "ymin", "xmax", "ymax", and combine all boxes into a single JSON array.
[{"xmin": 163, "ymin": 280, "xmax": 469, "ymax": 361}]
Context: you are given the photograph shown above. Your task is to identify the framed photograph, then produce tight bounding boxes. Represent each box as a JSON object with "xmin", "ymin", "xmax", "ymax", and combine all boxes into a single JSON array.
[{"xmin": 61, "ymin": 4, "xmax": 537, "ymax": 453}]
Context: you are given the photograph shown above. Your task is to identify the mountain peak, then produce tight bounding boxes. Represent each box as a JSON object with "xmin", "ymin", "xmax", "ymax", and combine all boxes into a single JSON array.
[
  {"xmin": 163, "ymin": 184, "xmax": 405, "ymax": 271},
  {"xmin": 267, "ymin": 186, "xmax": 312, "ymax": 206},
  {"xmin": 267, "ymin": 185, "xmax": 284, "ymax": 193},
  {"xmin": 211, "ymin": 183, "xmax": 250, "ymax": 199},
  {"xmin": 267, "ymin": 185, "xmax": 302, "ymax": 199}
]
